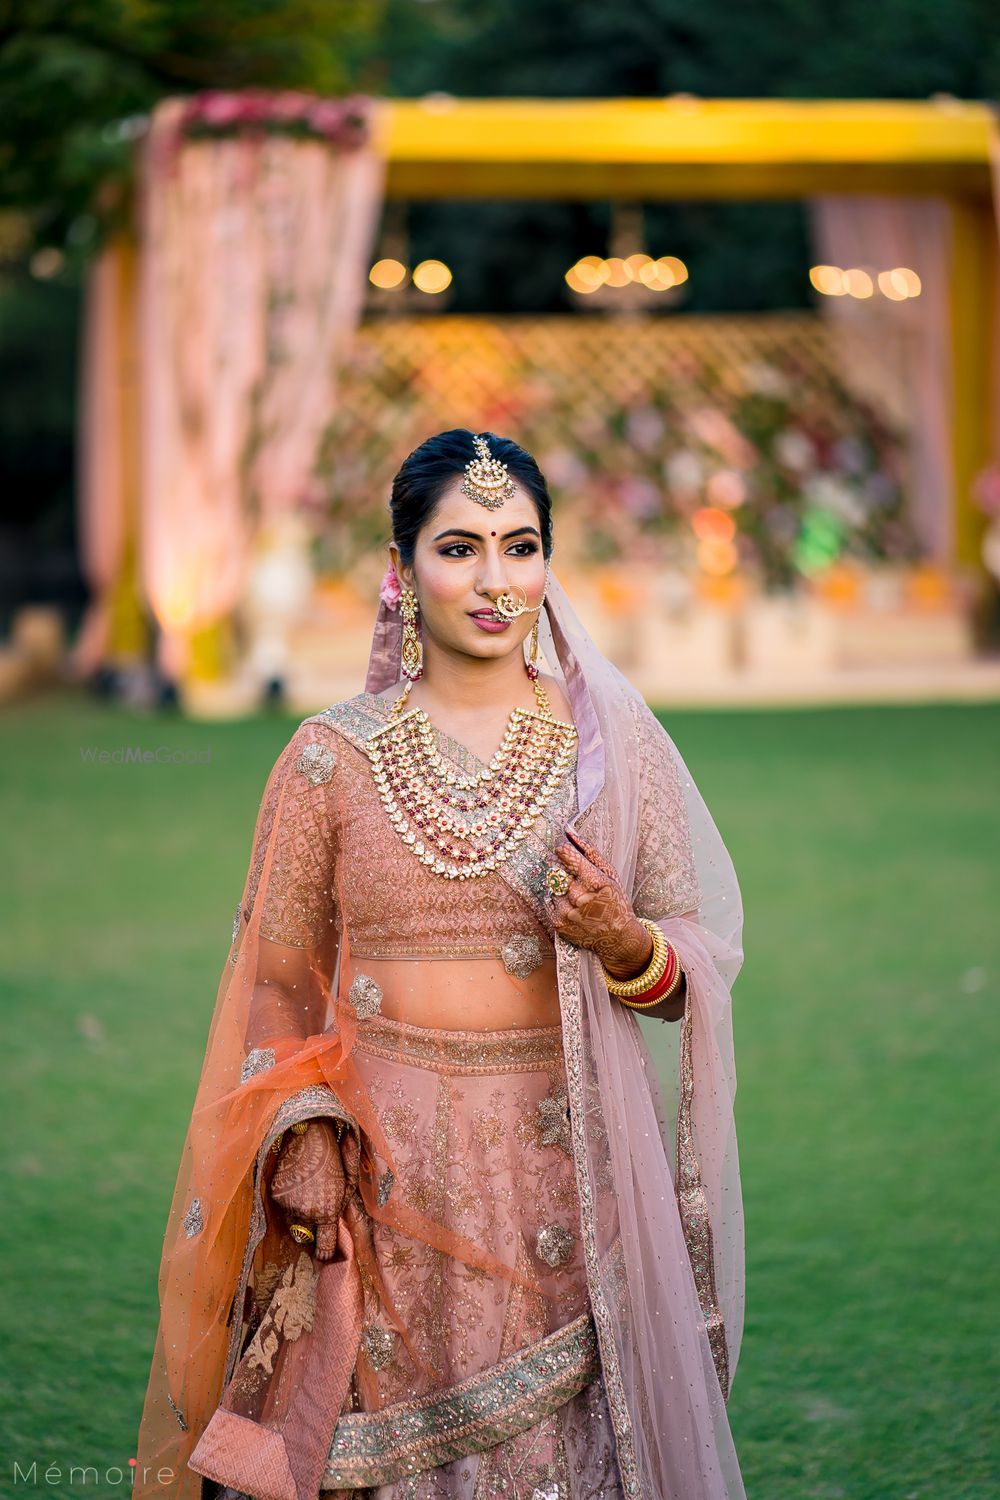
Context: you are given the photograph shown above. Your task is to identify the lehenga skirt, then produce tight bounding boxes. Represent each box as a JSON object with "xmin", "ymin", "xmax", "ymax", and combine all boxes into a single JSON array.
[{"xmin": 320, "ymin": 1012, "xmax": 626, "ymax": 1500}]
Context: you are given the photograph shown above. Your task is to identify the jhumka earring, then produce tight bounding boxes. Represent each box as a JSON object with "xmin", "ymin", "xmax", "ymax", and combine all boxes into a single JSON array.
[{"xmin": 400, "ymin": 587, "xmax": 423, "ymax": 680}]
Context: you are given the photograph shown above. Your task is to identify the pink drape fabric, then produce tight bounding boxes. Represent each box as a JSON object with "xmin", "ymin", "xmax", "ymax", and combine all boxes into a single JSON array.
[
  {"xmin": 136, "ymin": 96, "xmax": 387, "ymax": 677},
  {"xmin": 73, "ymin": 240, "xmax": 129, "ymax": 674},
  {"xmin": 982, "ymin": 125, "xmax": 1000, "ymax": 496},
  {"xmin": 808, "ymin": 194, "xmax": 955, "ymax": 562}
]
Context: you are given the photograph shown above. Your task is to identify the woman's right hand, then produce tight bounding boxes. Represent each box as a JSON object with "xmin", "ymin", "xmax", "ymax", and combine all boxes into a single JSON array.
[{"xmin": 269, "ymin": 1119, "xmax": 355, "ymax": 1260}]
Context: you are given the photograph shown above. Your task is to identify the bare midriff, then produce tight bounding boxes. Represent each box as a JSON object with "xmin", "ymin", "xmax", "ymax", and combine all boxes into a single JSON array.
[{"xmin": 349, "ymin": 955, "xmax": 562, "ymax": 1030}]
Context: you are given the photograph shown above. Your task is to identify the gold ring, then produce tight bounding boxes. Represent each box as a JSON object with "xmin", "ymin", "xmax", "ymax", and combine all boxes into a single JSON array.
[
  {"xmin": 288, "ymin": 1222, "xmax": 315, "ymax": 1244},
  {"xmin": 545, "ymin": 866, "xmax": 571, "ymax": 897}
]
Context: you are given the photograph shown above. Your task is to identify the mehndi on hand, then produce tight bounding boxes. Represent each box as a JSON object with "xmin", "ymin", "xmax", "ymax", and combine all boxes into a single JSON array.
[
  {"xmin": 269, "ymin": 1119, "xmax": 353, "ymax": 1260},
  {"xmin": 549, "ymin": 832, "xmax": 654, "ymax": 979}
]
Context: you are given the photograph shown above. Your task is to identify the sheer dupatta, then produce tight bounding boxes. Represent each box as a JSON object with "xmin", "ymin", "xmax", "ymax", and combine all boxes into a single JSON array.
[{"xmin": 366, "ymin": 568, "xmax": 747, "ymax": 1500}]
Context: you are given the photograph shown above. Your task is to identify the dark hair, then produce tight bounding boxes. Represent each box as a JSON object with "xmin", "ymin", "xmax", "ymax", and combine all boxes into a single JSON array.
[{"xmin": 389, "ymin": 429, "xmax": 553, "ymax": 568}]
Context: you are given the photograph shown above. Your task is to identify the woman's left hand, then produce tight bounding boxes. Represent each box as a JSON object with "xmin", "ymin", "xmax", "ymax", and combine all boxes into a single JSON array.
[{"xmin": 549, "ymin": 833, "xmax": 653, "ymax": 978}]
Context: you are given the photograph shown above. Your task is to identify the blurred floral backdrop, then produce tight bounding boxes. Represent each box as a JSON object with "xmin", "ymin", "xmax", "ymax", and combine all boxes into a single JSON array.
[{"xmin": 312, "ymin": 311, "xmax": 921, "ymax": 597}]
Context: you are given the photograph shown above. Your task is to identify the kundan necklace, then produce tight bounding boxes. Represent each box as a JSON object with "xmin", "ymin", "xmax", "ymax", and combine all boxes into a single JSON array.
[{"xmin": 365, "ymin": 675, "xmax": 578, "ymax": 880}]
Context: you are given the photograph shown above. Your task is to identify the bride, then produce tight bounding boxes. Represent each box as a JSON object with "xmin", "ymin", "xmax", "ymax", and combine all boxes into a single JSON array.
[{"xmin": 134, "ymin": 429, "xmax": 747, "ymax": 1500}]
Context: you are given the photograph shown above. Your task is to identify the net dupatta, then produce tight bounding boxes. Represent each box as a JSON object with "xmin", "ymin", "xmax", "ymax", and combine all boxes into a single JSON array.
[{"xmin": 365, "ymin": 568, "xmax": 747, "ymax": 1500}]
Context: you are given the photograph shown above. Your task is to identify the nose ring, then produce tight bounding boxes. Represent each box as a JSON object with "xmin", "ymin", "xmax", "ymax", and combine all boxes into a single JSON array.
[{"xmin": 493, "ymin": 585, "xmax": 529, "ymax": 620}]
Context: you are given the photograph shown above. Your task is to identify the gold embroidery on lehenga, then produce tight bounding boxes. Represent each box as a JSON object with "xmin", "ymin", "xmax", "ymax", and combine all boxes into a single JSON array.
[
  {"xmin": 473, "ymin": 1235, "xmax": 573, "ymax": 1498},
  {"xmin": 471, "ymin": 1109, "xmax": 505, "ymax": 1151},
  {"xmin": 322, "ymin": 1311, "xmax": 599, "ymax": 1490},
  {"xmin": 362, "ymin": 1321, "xmax": 398, "ymax": 1371},
  {"xmin": 355, "ymin": 1012, "xmax": 564, "ymax": 1076}
]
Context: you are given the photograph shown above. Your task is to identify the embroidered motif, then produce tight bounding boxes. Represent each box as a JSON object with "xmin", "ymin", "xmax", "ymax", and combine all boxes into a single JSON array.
[
  {"xmin": 349, "ymin": 972, "xmax": 384, "ymax": 1020},
  {"xmin": 243, "ymin": 1251, "xmax": 318, "ymax": 1378},
  {"xmin": 531, "ymin": 1482, "xmax": 567, "ymax": 1500},
  {"xmin": 253, "ymin": 1259, "xmax": 284, "ymax": 1315},
  {"xmin": 376, "ymin": 1168, "xmax": 395, "ymax": 1206},
  {"xmin": 166, "ymin": 1391, "xmax": 188, "ymax": 1431},
  {"xmin": 471, "ymin": 1109, "xmax": 505, "ymax": 1150},
  {"xmin": 535, "ymin": 1224, "xmax": 574, "ymax": 1268},
  {"xmin": 323, "ymin": 1311, "xmax": 599, "ymax": 1488},
  {"xmin": 296, "ymin": 741, "xmax": 337, "ymax": 786},
  {"xmin": 361, "ymin": 1321, "xmax": 397, "ymax": 1370},
  {"xmin": 500, "ymin": 932, "xmax": 546, "ymax": 977},
  {"xmin": 182, "ymin": 1197, "xmax": 203, "ymax": 1238},
  {"xmin": 240, "ymin": 1046, "xmax": 276, "ymax": 1084},
  {"xmin": 536, "ymin": 1086, "xmax": 572, "ymax": 1155}
]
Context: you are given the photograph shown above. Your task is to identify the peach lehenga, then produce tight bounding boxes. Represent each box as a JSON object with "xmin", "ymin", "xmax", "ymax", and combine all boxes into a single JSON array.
[{"xmin": 135, "ymin": 568, "xmax": 747, "ymax": 1500}]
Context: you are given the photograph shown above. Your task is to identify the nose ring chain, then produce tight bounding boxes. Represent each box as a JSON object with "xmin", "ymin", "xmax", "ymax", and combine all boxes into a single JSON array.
[{"xmin": 491, "ymin": 562, "xmax": 551, "ymax": 621}]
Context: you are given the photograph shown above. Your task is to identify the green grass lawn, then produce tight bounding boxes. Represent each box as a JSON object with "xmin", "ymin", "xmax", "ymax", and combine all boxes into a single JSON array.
[{"xmin": 1, "ymin": 689, "xmax": 997, "ymax": 1499}]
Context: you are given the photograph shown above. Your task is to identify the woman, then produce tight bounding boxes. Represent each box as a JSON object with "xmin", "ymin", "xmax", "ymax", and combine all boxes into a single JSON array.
[{"xmin": 134, "ymin": 430, "xmax": 747, "ymax": 1500}]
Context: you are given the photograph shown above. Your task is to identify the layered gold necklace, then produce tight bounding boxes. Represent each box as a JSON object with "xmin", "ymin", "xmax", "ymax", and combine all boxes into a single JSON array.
[{"xmin": 366, "ymin": 676, "xmax": 578, "ymax": 879}]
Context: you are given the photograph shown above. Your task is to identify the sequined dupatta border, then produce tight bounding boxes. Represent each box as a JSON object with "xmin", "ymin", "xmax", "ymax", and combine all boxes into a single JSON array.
[
  {"xmin": 554, "ymin": 933, "xmax": 645, "ymax": 1500},
  {"xmin": 676, "ymin": 1008, "xmax": 731, "ymax": 1401}
]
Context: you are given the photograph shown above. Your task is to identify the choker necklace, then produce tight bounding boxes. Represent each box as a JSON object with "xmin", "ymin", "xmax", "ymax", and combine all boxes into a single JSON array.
[{"xmin": 366, "ymin": 676, "xmax": 578, "ymax": 879}]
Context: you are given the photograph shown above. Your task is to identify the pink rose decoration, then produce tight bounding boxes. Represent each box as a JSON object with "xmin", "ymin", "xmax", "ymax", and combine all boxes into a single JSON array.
[{"xmin": 379, "ymin": 561, "xmax": 402, "ymax": 611}]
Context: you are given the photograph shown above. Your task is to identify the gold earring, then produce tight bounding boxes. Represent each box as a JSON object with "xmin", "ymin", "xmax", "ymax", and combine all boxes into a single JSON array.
[
  {"xmin": 526, "ymin": 617, "xmax": 540, "ymax": 680},
  {"xmin": 400, "ymin": 588, "xmax": 423, "ymax": 680}
]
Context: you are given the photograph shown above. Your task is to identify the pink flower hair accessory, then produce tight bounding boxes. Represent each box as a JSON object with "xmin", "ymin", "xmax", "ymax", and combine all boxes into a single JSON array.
[{"xmin": 379, "ymin": 559, "xmax": 403, "ymax": 611}]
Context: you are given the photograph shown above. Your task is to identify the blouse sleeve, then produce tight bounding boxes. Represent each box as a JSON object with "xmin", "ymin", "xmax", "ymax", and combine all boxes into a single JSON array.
[
  {"xmin": 237, "ymin": 719, "xmax": 342, "ymax": 1054},
  {"xmin": 629, "ymin": 701, "xmax": 702, "ymax": 922}
]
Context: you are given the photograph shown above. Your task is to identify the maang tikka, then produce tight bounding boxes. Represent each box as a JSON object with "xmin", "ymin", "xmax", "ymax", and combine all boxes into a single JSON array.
[{"xmin": 461, "ymin": 434, "xmax": 516, "ymax": 509}]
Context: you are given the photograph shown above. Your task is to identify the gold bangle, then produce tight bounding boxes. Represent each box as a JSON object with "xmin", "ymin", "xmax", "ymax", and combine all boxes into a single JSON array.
[
  {"xmin": 618, "ymin": 954, "xmax": 685, "ymax": 1009},
  {"xmin": 600, "ymin": 918, "xmax": 670, "ymax": 997}
]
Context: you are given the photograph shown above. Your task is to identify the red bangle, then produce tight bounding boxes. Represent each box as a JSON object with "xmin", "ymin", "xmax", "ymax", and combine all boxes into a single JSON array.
[{"xmin": 620, "ymin": 944, "xmax": 684, "ymax": 1008}]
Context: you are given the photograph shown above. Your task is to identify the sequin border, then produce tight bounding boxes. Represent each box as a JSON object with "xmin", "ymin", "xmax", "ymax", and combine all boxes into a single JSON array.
[
  {"xmin": 676, "ymin": 1005, "xmax": 731, "ymax": 1401},
  {"xmin": 322, "ymin": 1310, "xmax": 599, "ymax": 1489}
]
